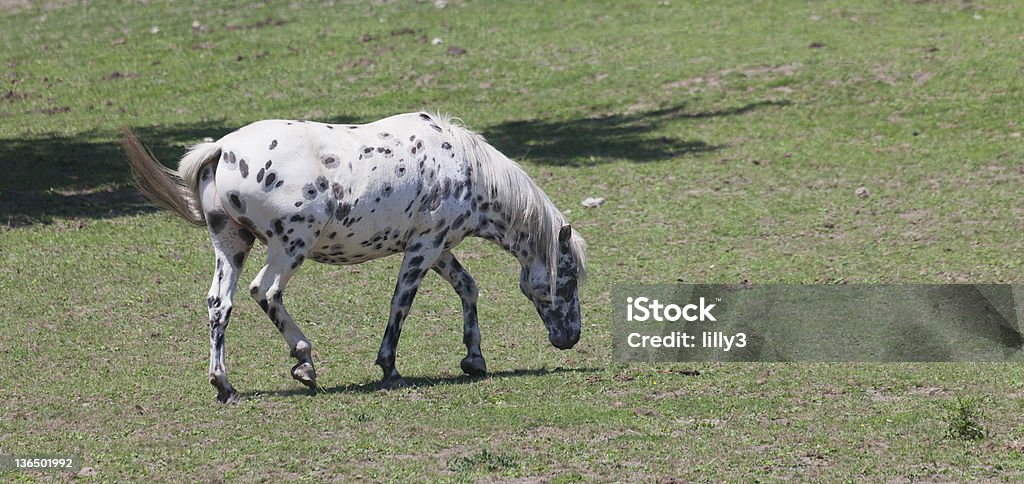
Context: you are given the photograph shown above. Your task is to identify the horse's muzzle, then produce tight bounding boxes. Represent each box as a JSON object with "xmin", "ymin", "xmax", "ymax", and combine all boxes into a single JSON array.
[{"xmin": 549, "ymin": 329, "xmax": 580, "ymax": 350}]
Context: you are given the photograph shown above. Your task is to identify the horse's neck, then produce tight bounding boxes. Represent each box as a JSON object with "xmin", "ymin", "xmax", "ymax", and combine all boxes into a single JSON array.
[
  {"xmin": 465, "ymin": 147, "xmax": 553, "ymax": 268},
  {"xmin": 472, "ymin": 191, "xmax": 544, "ymax": 269},
  {"xmin": 475, "ymin": 208, "xmax": 528, "ymax": 264}
]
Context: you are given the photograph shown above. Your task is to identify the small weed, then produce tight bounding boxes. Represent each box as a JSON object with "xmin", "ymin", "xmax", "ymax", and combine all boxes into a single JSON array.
[
  {"xmin": 944, "ymin": 394, "xmax": 988, "ymax": 441},
  {"xmin": 448, "ymin": 449, "xmax": 519, "ymax": 473}
]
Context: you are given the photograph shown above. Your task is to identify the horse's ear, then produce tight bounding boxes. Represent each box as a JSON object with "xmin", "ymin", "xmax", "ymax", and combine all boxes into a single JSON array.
[{"xmin": 558, "ymin": 224, "xmax": 572, "ymax": 245}]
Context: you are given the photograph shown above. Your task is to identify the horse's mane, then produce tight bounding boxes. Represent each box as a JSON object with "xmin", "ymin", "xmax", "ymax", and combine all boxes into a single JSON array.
[{"xmin": 436, "ymin": 113, "xmax": 587, "ymax": 290}]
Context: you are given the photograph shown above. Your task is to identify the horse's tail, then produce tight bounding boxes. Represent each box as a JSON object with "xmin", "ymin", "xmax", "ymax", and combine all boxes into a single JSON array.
[{"xmin": 121, "ymin": 129, "xmax": 220, "ymax": 227}]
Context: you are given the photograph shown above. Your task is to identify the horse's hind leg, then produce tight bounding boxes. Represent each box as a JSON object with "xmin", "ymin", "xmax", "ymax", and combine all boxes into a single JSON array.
[
  {"xmin": 431, "ymin": 251, "xmax": 486, "ymax": 377},
  {"xmin": 249, "ymin": 242, "xmax": 317, "ymax": 389},
  {"xmin": 199, "ymin": 168, "xmax": 255, "ymax": 403}
]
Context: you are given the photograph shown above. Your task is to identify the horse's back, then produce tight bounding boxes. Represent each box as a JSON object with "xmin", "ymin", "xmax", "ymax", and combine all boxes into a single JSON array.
[{"xmin": 209, "ymin": 114, "xmax": 477, "ymax": 264}]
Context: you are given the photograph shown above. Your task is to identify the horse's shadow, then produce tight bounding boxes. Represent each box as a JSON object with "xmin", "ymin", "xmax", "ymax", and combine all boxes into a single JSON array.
[
  {"xmin": 239, "ymin": 366, "xmax": 602, "ymax": 399},
  {"xmin": 483, "ymin": 100, "xmax": 787, "ymax": 166},
  {"xmin": 2, "ymin": 101, "xmax": 785, "ymax": 226}
]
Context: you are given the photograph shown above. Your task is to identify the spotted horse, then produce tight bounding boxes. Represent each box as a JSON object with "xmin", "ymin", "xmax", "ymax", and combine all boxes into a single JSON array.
[{"xmin": 123, "ymin": 112, "xmax": 587, "ymax": 402}]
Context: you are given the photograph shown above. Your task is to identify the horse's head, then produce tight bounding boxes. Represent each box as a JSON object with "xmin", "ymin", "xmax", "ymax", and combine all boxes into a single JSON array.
[{"xmin": 520, "ymin": 225, "xmax": 585, "ymax": 350}]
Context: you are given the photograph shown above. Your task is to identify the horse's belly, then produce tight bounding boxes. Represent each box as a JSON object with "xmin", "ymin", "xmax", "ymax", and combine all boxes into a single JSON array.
[
  {"xmin": 307, "ymin": 237, "xmax": 403, "ymax": 265},
  {"xmin": 307, "ymin": 208, "xmax": 417, "ymax": 265},
  {"xmin": 307, "ymin": 247, "xmax": 398, "ymax": 265}
]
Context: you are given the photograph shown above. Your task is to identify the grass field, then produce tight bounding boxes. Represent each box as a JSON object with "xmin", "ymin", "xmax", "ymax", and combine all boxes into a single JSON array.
[{"xmin": 2, "ymin": 0, "xmax": 1024, "ymax": 480}]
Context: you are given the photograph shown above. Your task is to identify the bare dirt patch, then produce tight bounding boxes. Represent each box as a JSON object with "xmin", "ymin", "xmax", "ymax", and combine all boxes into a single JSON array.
[
  {"xmin": 908, "ymin": 386, "xmax": 947, "ymax": 397},
  {"xmin": 2, "ymin": 90, "xmax": 30, "ymax": 102},
  {"xmin": 663, "ymin": 64, "xmax": 801, "ymax": 93}
]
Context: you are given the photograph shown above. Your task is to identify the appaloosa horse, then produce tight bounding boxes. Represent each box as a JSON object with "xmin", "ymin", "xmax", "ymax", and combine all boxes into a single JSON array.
[{"xmin": 123, "ymin": 112, "xmax": 587, "ymax": 402}]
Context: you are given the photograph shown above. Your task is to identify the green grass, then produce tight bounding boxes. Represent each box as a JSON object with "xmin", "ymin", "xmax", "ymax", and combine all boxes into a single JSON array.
[{"xmin": 2, "ymin": 0, "xmax": 1024, "ymax": 480}]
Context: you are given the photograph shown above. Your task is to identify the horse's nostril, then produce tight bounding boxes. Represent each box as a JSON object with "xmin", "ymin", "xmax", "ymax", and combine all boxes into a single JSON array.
[{"xmin": 549, "ymin": 331, "xmax": 577, "ymax": 350}]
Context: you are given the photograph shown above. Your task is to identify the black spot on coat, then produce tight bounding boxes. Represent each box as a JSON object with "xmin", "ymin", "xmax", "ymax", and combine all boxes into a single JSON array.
[
  {"xmin": 228, "ymin": 192, "xmax": 246, "ymax": 213},
  {"xmin": 238, "ymin": 228, "xmax": 255, "ymax": 246},
  {"xmin": 303, "ymin": 183, "xmax": 318, "ymax": 200},
  {"xmin": 399, "ymin": 288, "xmax": 417, "ymax": 306},
  {"xmin": 207, "ymin": 210, "xmax": 229, "ymax": 234},
  {"xmin": 335, "ymin": 202, "xmax": 352, "ymax": 220},
  {"xmin": 451, "ymin": 213, "xmax": 467, "ymax": 230}
]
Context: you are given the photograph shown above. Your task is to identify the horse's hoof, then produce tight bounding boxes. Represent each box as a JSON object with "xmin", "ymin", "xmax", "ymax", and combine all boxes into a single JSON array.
[
  {"xmin": 380, "ymin": 376, "xmax": 409, "ymax": 390},
  {"xmin": 211, "ymin": 376, "xmax": 238, "ymax": 404},
  {"xmin": 215, "ymin": 389, "xmax": 239, "ymax": 404},
  {"xmin": 291, "ymin": 362, "xmax": 317, "ymax": 388},
  {"xmin": 460, "ymin": 356, "xmax": 487, "ymax": 377}
]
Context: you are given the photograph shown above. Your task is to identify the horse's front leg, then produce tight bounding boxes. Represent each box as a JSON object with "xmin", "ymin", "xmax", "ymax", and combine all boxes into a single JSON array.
[
  {"xmin": 431, "ymin": 251, "xmax": 485, "ymax": 376},
  {"xmin": 376, "ymin": 242, "xmax": 443, "ymax": 389}
]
